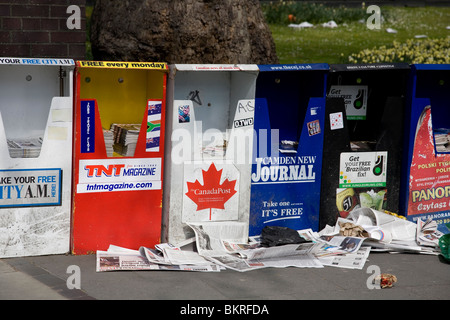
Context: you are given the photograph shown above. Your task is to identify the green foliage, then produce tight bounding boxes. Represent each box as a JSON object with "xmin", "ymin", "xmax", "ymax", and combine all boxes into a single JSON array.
[
  {"xmin": 262, "ymin": 1, "xmax": 366, "ymax": 25},
  {"xmin": 264, "ymin": 6, "xmax": 450, "ymax": 64},
  {"xmin": 348, "ymin": 37, "xmax": 450, "ymax": 64}
]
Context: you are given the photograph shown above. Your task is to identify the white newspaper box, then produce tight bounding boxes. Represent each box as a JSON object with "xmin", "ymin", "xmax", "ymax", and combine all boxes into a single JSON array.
[
  {"xmin": 0, "ymin": 57, "xmax": 74, "ymax": 258},
  {"xmin": 162, "ymin": 64, "xmax": 259, "ymax": 244}
]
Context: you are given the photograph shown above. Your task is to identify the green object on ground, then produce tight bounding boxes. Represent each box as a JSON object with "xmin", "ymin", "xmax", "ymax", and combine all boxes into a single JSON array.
[{"xmin": 439, "ymin": 224, "xmax": 450, "ymax": 261}]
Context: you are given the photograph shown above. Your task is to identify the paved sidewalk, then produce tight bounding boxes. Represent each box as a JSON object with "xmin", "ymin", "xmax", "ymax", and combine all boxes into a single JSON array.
[
  {"xmin": 0, "ymin": 259, "xmax": 67, "ymax": 300},
  {"xmin": 1, "ymin": 251, "xmax": 449, "ymax": 302}
]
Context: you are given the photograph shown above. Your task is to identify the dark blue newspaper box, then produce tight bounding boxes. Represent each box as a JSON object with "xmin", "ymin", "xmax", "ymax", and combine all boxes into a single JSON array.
[
  {"xmin": 249, "ymin": 64, "xmax": 329, "ymax": 236},
  {"xmin": 320, "ymin": 63, "xmax": 410, "ymax": 229},
  {"xmin": 402, "ymin": 64, "xmax": 450, "ymax": 234}
]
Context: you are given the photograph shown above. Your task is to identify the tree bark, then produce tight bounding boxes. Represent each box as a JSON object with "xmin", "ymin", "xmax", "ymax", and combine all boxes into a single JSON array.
[{"xmin": 90, "ymin": 0, "xmax": 279, "ymax": 64}]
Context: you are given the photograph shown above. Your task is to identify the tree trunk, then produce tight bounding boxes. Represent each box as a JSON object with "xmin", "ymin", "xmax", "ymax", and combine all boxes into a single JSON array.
[{"xmin": 90, "ymin": 0, "xmax": 279, "ymax": 64}]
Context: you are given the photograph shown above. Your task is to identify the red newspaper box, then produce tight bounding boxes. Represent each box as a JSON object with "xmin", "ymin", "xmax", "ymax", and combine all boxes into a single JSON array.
[{"xmin": 71, "ymin": 61, "xmax": 168, "ymax": 254}]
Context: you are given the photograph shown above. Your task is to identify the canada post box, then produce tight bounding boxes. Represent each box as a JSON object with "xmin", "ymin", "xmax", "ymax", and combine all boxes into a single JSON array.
[
  {"xmin": 249, "ymin": 64, "xmax": 329, "ymax": 236},
  {"xmin": 321, "ymin": 63, "xmax": 410, "ymax": 229},
  {"xmin": 0, "ymin": 57, "xmax": 74, "ymax": 258},
  {"xmin": 401, "ymin": 64, "xmax": 450, "ymax": 234},
  {"xmin": 162, "ymin": 64, "xmax": 259, "ymax": 245},
  {"xmin": 72, "ymin": 60, "xmax": 168, "ymax": 254}
]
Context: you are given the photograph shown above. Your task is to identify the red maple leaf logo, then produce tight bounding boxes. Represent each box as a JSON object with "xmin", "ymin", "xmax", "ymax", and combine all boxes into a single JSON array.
[{"xmin": 185, "ymin": 163, "xmax": 237, "ymax": 220}]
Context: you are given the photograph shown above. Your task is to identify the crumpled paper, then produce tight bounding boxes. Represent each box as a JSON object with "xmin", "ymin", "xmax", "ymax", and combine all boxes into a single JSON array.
[
  {"xmin": 339, "ymin": 222, "xmax": 368, "ymax": 238},
  {"xmin": 375, "ymin": 273, "xmax": 398, "ymax": 288}
]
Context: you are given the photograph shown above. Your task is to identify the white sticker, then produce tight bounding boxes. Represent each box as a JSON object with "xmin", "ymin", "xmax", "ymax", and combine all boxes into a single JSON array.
[
  {"xmin": 77, "ymin": 158, "xmax": 162, "ymax": 193},
  {"xmin": 330, "ymin": 112, "xmax": 344, "ymax": 130},
  {"xmin": 329, "ymin": 86, "xmax": 368, "ymax": 120},
  {"xmin": 339, "ymin": 151, "xmax": 387, "ymax": 188}
]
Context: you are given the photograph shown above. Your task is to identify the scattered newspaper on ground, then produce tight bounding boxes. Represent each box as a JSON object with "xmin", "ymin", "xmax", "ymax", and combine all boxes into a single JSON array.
[
  {"xmin": 319, "ymin": 207, "xmax": 442, "ymax": 255},
  {"xmin": 96, "ymin": 207, "xmax": 444, "ymax": 272},
  {"xmin": 188, "ymin": 222, "xmax": 323, "ymax": 272},
  {"xmin": 317, "ymin": 246, "xmax": 371, "ymax": 269},
  {"xmin": 96, "ymin": 244, "xmax": 221, "ymax": 272},
  {"xmin": 416, "ymin": 217, "xmax": 444, "ymax": 247}
]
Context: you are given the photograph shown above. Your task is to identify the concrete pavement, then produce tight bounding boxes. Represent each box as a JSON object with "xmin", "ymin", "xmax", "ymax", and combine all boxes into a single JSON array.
[{"xmin": 1, "ymin": 251, "xmax": 449, "ymax": 302}]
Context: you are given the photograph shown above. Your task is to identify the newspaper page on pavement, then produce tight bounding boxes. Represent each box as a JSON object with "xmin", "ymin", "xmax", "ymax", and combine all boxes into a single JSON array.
[
  {"xmin": 188, "ymin": 222, "xmax": 323, "ymax": 272},
  {"xmin": 317, "ymin": 246, "xmax": 371, "ymax": 269},
  {"xmin": 188, "ymin": 221, "xmax": 249, "ymax": 257},
  {"xmin": 308, "ymin": 229, "xmax": 372, "ymax": 269},
  {"xmin": 96, "ymin": 207, "xmax": 444, "ymax": 273},
  {"xmin": 416, "ymin": 217, "xmax": 444, "ymax": 247},
  {"xmin": 320, "ymin": 207, "xmax": 442, "ymax": 255},
  {"xmin": 96, "ymin": 245, "xmax": 221, "ymax": 272},
  {"xmin": 348, "ymin": 207, "xmax": 417, "ymax": 242}
]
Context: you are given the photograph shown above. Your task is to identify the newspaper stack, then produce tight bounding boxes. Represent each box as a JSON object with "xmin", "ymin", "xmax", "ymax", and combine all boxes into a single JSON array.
[
  {"xmin": 7, "ymin": 137, "xmax": 43, "ymax": 158},
  {"xmin": 111, "ymin": 123, "xmax": 140, "ymax": 156},
  {"xmin": 435, "ymin": 132, "xmax": 450, "ymax": 152},
  {"xmin": 279, "ymin": 140, "xmax": 298, "ymax": 154},
  {"xmin": 103, "ymin": 129, "xmax": 114, "ymax": 157}
]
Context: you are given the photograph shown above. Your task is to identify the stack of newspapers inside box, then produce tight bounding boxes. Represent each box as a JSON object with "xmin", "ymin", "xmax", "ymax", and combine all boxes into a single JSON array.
[
  {"xmin": 103, "ymin": 129, "xmax": 114, "ymax": 157},
  {"xmin": 435, "ymin": 131, "xmax": 450, "ymax": 152},
  {"xmin": 111, "ymin": 123, "xmax": 140, "ymax": 157},
  {"xmin": 7, "ymin": 137, "xmax": 43, "ymax": 158}
]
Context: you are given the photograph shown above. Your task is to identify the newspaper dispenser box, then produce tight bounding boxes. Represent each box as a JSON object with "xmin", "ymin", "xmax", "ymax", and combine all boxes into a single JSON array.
[
  {"xmin": 249, "ymin": 64, "xmax": 329, "ymax": 236},
  {"xmin": 72, "ymin": 61, "xmax": 168, "ymax": 254},
  {"xmin": 320, "ymin": 63, "xmax": 411, "ymax": 229},
  {"xmin": 401, "ymin": 64, "xmax": 450, "ymax": 234},
  {"xmin": 162, "ymin": 64, "xmax": 259, "ymax": 244},
  {"xmin": 0, "ymin": 57, "xmax": 74, "ymax": 258}
]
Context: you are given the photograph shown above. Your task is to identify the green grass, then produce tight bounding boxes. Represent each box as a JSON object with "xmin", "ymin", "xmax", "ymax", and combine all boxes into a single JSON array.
[
  {"xmin": 84, "ymin": 5, "xmax": 449, "ymax": 64},
  {"xmin": 269, "ymin": 6, "xmax": 450, "ymax": 64},
  {"xmin": 262, "ymin": 2, "xmax": 366, "ymax": 25}
]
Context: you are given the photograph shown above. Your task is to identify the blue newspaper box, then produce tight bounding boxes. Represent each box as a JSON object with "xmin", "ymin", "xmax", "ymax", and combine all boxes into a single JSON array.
[
  {"xmin": 401, "ymin": 64, "xmax": 450, "ymax": 234},
  {"xmin": 249, "ymin": 64, "xmax": 329, "ymax": 236}
]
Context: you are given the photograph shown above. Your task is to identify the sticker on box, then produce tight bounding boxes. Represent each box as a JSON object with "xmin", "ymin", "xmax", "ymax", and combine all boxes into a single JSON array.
[
  {"xmin": 0, "ymin": 168, "xmax": 62, "ymax": 207},
  {"xmin": 307, "ymin": 120, "xmax": 321, "ymax": 136},
  {"xmin": 330, "ymin": 112, "xmax": 344, "ymax": 130},
  {"xmin": 328, "ymin": 86, "xmax": 368, "ymax": 120},
  {"xmin": 147, "ymin": 100, "xmax": 162, "ymax": 152}
]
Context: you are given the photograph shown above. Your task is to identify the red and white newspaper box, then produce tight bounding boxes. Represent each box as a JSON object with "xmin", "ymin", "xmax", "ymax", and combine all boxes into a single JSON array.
[{"xmin": 71, "ymin": 61, "xmax": 168, "ymax": 254}]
